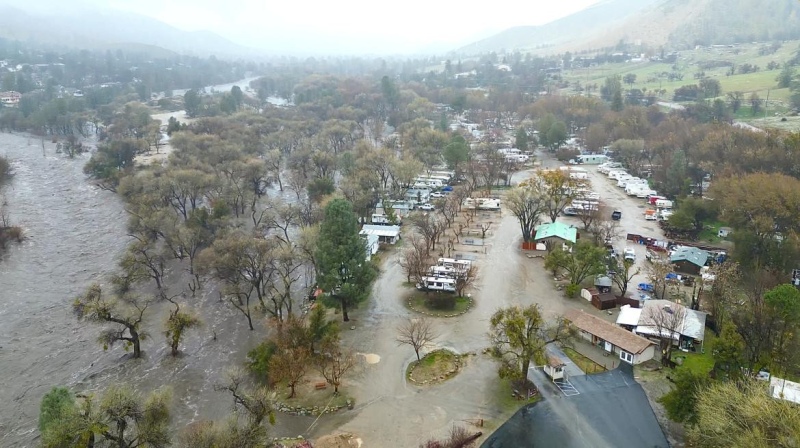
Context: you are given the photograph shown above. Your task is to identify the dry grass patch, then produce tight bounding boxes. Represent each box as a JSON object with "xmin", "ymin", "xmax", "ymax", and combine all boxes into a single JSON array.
[{"xmin": 407, "ymin": 349, "xmax": 462, "ymax": 385}]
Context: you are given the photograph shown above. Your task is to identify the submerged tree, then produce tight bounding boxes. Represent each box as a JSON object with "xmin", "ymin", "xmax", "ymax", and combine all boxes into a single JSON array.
[
  {"xmin": 164, "ymin": 301, "xmax": 202, "ymax": 357},
  {"xmin": 73, "ymin": 284, "xmax": 150, "ymax": 358},
  {"xmin": 41, "ymin": 384, "xmax": 172, "ymax": 448}
]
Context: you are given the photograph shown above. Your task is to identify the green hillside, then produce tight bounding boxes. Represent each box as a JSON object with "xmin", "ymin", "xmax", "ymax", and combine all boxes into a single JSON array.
[{"xmin": 564, "ymin": 41, "xmax": 799, "ymax": 108}]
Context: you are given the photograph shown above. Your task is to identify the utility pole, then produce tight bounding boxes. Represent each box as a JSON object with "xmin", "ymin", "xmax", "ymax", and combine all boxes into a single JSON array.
[{"xmin": 764, "ymin": 89, "xmax": 770, "ymax": 121}]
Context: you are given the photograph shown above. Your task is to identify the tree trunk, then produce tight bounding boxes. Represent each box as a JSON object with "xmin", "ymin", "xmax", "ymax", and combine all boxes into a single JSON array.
[
  {"xmin": 415, "ymin": 349, "xmax": 421, "ymax": 361},
  {"xmin": 288, "ymin": 383, "xmax": 296, "ymax": 399},
  {"xmin": 131, "ymin": 329, "xmax": 141, "ymax": 358},
  {"xmin": 246, "ymin": 310, "xmax": 254, "ymax": 331},
  {"xmin": 171, "ymin": 335, "xmax": 179, "ymax": 356},
  {"xmin": 341, "ymin": 299, "xmax": 350, "ymax": 322}
]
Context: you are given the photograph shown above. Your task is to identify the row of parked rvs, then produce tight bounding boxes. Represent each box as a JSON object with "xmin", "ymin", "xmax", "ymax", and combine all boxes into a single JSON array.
[
  {"xmin": 597, "ymin": 162, "xmax": 673, "ymax": 219},
  {"xmin": 416, "ymin": 258, "xmax": 473, "ymax": 293}
]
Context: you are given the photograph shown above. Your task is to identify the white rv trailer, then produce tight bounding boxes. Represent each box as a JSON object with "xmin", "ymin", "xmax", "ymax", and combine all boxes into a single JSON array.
[{"xmin": 416, "ymin": 276, "xmax": 456, "ymax": 293}]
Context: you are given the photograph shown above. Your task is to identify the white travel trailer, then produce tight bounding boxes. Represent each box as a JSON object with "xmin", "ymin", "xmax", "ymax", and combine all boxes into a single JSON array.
[
  {"xmin": 608, "ymin": 170, "xmax": 628, "ymax": 180},
  {"xmin": 655, "ymin": 199, "xmax": 674, "ymax": 209},
  {"xmin": 576, "ymin": 154, "xmax": 608, "ymax": 164},
  {"xmin": 416, "ymin": 276, "xmax": 456, "ymax": 293},
  {"xmin": 428, "ymin": 265, "xmax": 458, "ymax": 279},
  {"xmin": 598, "ymin": 162, "xmax": 623, "ymax": 174},
  {"xmin": 437, "ymin": 258, "xmax": 472, "ymax": 272}
]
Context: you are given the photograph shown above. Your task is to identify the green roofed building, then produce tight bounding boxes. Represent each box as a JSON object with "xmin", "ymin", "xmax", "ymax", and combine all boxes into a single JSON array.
[{"xmin": 534, "ymin": 221, "xmax": 578, "ymax": 245}]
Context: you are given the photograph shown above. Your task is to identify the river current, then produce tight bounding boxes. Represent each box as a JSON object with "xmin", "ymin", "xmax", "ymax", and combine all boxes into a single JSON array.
[{"xmin": 0, "ymin": 79, "xmax": 308, "ymax": 447}]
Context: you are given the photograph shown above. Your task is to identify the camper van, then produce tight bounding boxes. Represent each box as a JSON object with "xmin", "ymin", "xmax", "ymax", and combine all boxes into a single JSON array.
[{"xmin": 416, "ymin": 276, "xmax": 456, "ymax": 293}]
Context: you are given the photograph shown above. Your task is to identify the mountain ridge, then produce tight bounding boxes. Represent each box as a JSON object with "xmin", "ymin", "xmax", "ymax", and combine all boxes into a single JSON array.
[{"xmin": 0, "ymin": 3, "xmax": 258, "ymax": 59}]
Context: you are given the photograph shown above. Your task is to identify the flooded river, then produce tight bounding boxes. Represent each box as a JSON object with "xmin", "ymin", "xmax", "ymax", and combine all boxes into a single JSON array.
[{"xmin": 0, "ymin": 78, "xmax": 307, "ymax": 447}]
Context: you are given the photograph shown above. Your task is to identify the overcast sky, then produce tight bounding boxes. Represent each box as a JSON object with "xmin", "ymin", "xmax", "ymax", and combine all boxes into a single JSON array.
[{"xmin": 100, "ymin": 0, "xmax": 602, "ymax": 55}]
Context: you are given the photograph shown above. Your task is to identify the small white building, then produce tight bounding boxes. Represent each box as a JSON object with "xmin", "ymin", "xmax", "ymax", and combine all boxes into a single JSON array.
[
  {"xmin": 544, "ymin": 355, "xmax": 566, "ymax": 380},
  {"xmin": 360, "ymin": 225, "xmax": 401, "ymax": 245}
]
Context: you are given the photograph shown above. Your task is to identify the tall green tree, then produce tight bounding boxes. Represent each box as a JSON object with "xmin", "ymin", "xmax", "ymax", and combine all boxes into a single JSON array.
[
  {"xmin": 544, "ymin": 242, "xmax": 607, "ymax": 294},
  {"xmin": 515, "ymin": 128, "xmax": 529, "ymax": 151},
  {"xmin": 183, "ymin": 89, "xmax": 202, "ymax": 117},
  {"xmin": 657, "ymin": 366, "xmax": 710, "ymax": 425},
  {"xmin": 442, "ymin": 135, "xmax": 470, "ymax": 173},
  {"xmin": 315, "ymin": 199, "xmax": 377, "ymax": 321}
]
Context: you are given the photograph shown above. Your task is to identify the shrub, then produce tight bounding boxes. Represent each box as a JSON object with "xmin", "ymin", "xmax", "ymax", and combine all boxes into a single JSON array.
[{"xmin": 565, "ymin": 283, "xmax": 580, "ymax": 298}]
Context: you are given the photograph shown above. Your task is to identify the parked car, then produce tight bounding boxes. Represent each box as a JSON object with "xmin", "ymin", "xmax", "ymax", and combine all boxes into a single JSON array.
[
  {"xmin": 611, "ymin": 210, "xmax": 622, "ymax": 220},
  {"xmin": 624, "ymin": 248, "xmax": 636, "ymax": 261},
  {"xmin": 418, "ymin": 203, "xmax": 435, "ymax": 211},
  {"xmin": 429, "ymin": 192, "xmax": 445, "ymax": 199}
]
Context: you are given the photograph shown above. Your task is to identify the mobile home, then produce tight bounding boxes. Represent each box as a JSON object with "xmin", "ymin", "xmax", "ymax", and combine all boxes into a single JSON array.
[
  {"xmin": 416, "ymin": 276, "xmax": 456, "ymax": 293},
  {"xmin": 577, "ymin": 154, "xmax": 608, "ymax": 164},
  {"xmin": 437, "ymin": 258, "xmax": 472, "ymax": 272}
]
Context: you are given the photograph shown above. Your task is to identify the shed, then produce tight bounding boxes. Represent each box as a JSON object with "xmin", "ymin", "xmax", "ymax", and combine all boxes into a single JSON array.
[
  {"xmin": 544, "ymin": 355, "xmax": 566, "ymax": 380},
  {"xmin": 534, "ymin": 222, "xmax": 577, "ymax": 249},
  {"xmin": 594, "ymin": 275, "xmax": 613, "ymax": 293},
  {"xmin": 669, "ymin": 247, "xmax": 709, "ymax": 275},
  {"xmin": 592, "ymin": 292, "xmax": 617, "ymax": 311},
  {"xmin": 359, "ymin": 225, "xmax": 401, "ymax": 244}
]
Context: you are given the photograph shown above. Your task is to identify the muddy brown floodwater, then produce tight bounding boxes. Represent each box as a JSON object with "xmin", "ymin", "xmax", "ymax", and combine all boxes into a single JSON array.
[{"xmin": 0, "ymin": 133, "xmax": 313, "ymax": 447}]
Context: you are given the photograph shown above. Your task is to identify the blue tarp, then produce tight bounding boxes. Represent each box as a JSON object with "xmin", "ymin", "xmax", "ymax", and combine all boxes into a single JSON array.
[{"xmin": 638, "ymin": 283, "xmax": 654, "ymax": 292}]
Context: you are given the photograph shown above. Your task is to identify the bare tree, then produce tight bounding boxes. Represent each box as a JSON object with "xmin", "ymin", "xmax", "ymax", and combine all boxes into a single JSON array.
[
  {"xmin": 270, "ymin": 339, "xmax": 311, "ymax": 399},
  {"xmin": 608, "ymin": 258, "xmax": 641, "ymax": 297},
  {"xmin": 641, "ymin": 301, "xmax": 686, "ymax": 366},
  {"xmin": 396, "ymin": 317, "xmax": 439, "ymax": 361},
  {"xmin": 589, "ymin": 217, "xmax": 622, "ymax": 246},
  {"xmin": 397, "ymin": 235, "xmax": 431, "ymax": 284},
  {"xmin": 646, "ymin": 260, "xmax": 673, "ymax": 300},
  {"xmin": 409, "ymin": 213, "xmax": 446, "ymax": 253},
  {"xmin": 505, "ymin": 181, "xmax": 546, "ymax": 242},
  {"xmin": 455, "ymin": 265, "xmax": 478, "ymax": 297},
  {"xmin": 315, "ymin": 341, "xmax": 358, "ymax": 394},
  {"xmin": 576, "ymin": 206, "xmax": 602, "ymax": 231}
]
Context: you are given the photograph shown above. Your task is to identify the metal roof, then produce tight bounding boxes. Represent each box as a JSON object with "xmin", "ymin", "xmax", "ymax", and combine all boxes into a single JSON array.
[
  {"xmin": 669, "ymin": 246, "xmax": 709, "ymax": 267},
  {"xmin": 359, "ymin": 225, "xmax": 400, "ymax": 238},
  {"xmin": 534, "ymin": 221, "xmax": 577, "ymax": 243}
]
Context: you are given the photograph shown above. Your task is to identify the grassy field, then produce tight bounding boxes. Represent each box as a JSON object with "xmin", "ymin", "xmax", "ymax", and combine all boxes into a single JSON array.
[
  {"xmin": 563, "ymin": 41, "xmax": 800, "ymax": 110},
  {"xmin": 406, "ymin": 292, "xmax": 472, "ymax": 317},
  {"xmin": 671, "ymin": 332, "xmax": 716, "ymax": 376}
]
